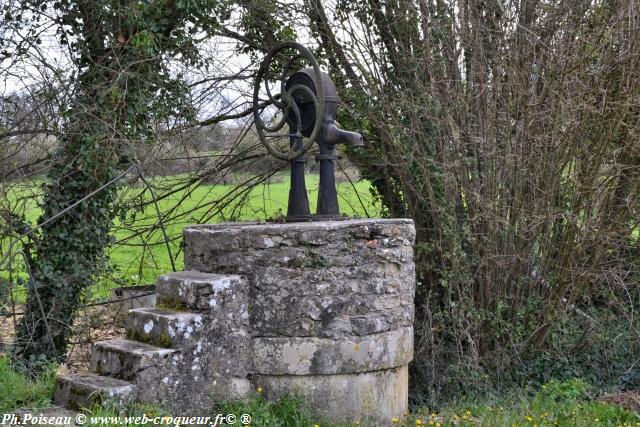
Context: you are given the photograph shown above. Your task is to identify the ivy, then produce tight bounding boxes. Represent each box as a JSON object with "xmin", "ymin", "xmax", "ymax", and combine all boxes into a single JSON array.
[{"xmin": 3, "ymin": 0, "xmax": 232, "ymax": 372}]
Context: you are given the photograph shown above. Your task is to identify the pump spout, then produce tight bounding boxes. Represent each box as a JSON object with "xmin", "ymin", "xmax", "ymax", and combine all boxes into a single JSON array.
[
  {"xmin": 335, "ymin": 128, "xmax": 364, "ymax": 147},
  {"xmin": 324, "ymin": 121, "xmax": 364, "ymax": 147}
]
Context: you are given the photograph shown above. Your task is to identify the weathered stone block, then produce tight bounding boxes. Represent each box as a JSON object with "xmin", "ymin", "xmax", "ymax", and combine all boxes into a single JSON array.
[
  {"xmin": 91, "ymin": 339, "xmax": 176, "ymax": 380},
  {"xmin": 184, "ymin": 220, "xmax": 415, "ymax": 273},
  {"xmin": 156, "ymin": 271, "xmax": 247, "ymax": 313},
  {"xmin": 184, "ymin": 219, "xmax": 416, "ymax": 339},
  {"xmin": 112, "ymin": 285, "xmax": 157, "ymax": 326},
  {"xmin": 126, "ymin": 307, "xmax": 205, "ymax": 348},
  {"xmin": 122, "ymin": 303, "xmax": 252, "ymax": 414},
  {"xmin": 133, "ymin": 337, "xmax": 252, "ymax": 414},
  {"xmin": 251, "ymin": 326, "xmax": 413, "ymax": 374},
  {"xmin": 179, "ymin": 219, "xmax": 416, "ymax": 424},
  {"xmin": 54, "ymin": 373, "xmax": 135, "ymax": 410},
  {"xmin": 253, "ymin": 365, "xmax": 409, "ymax": 426},
  {"xmin": 249, "ymin": 291, "xmax": 414, "ymax": 337}
]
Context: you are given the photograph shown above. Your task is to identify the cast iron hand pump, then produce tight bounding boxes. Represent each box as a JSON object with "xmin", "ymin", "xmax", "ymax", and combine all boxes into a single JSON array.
[{"xmin": 252, "ymin": 42, "xmax": 363, "ymax": 221}]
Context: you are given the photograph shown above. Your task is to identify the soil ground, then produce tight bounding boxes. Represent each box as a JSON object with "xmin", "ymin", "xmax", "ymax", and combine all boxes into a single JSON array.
[
  {"xmin": 0, "ymin": 303, "xmax": 125, "ymax": 373},
  {"xmin": 599, "ymin": 392, "xmax": 640, "ymax": 412}
]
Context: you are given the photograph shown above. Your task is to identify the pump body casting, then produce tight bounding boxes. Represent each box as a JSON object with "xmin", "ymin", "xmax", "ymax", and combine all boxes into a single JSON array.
[{"xmin": 253, "ymin": 42, "xmax": 363, "ymax": 221}]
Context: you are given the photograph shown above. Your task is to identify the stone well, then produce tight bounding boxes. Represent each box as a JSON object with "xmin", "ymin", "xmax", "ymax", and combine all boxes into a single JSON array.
[
  {"xmin": 184, "ymin": 218, "xmax": 416, "ymax": 424},
  {"xmin": 55, "ymin": 218, "xmax": 416, "ymax": 425}
]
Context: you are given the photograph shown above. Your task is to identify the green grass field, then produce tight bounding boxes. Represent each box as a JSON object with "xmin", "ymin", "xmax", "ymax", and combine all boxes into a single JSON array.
[
  {"xmin": 107, "ymin": 174, "xmax": 379, "ymax": 293},
  {"xmin": 1, "ymin": 174, "xmax": 380, "ymax": 300}
]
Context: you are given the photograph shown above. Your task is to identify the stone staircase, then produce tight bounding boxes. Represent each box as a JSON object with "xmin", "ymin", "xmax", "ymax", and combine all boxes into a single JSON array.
[{"xmin": 54, "ymin": 271, "xmax": 251, "ymax": 413}]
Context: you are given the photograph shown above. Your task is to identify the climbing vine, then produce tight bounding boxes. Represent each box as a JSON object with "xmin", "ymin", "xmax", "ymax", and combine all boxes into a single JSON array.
[{"xmin": 1, "ymin": 0, "xmax": 231, "ymax": 370}]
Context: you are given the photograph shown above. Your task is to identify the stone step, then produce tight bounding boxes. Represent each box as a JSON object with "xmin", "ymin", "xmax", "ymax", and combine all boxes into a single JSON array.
[
  {"xmin": 126, "ymin": 307, "xmax": 204, "ymax": 348},
  {"xmin": 54, "ymin": 372, "xmax": 135, "ymax": 410},
  {"xmin": 156, "ymin": 270, "xmax": 245, "ymax": 310},
  {"xmin": 10, "ymin": 406, "xmax": 83, "ymax": 427},
  {"xmin": 91, "ymin": 338, "xmax": 177, "ymax": 380}
]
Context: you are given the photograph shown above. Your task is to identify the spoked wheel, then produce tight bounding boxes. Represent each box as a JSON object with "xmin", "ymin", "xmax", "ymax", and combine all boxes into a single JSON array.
[{"xmin": 252, "ymin": 41, "xmax": 325, "ymax": 161}]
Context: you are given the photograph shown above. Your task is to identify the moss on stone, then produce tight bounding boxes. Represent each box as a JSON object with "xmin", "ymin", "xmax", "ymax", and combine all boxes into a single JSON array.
[
  {"xmin": 157, "ymin": 333, "xmax": 173, "ymax": 348},
  {"xmin": 155, "ymin": 297, "xmax": 188, "ymax": 311},
  {"xmin": 304, "ymin": 251, "xmax": 332, "ymax": 268},
  {"xmin": 125, "ymin": 328, "xmax": 173, "ymax": 348},
  {"xmin": 126, "ymin": 329, "xmax": 152, "ymax": 345}
]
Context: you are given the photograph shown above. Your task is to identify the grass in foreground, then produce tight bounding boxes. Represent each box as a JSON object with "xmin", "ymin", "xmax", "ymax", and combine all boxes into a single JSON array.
[
  {"xmin": 407, "ymin": 379, "xmax": 639, "ymax": 427},
  {"xmin": 0, "ymin": 362, "xmax": 638, "ymax": 427},
  {"xmin": 0, "ymin": 356, "xmax": 56, "ymax": 413},
  {"xmin": 217, "ymin": 394, "xmax": 319, "ymax": 427}
]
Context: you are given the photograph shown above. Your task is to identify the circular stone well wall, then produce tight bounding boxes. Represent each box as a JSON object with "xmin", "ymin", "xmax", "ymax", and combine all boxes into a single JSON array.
[{"xmin": 183, "ymin": 218, "xmax": 416, "ymax": 425}]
